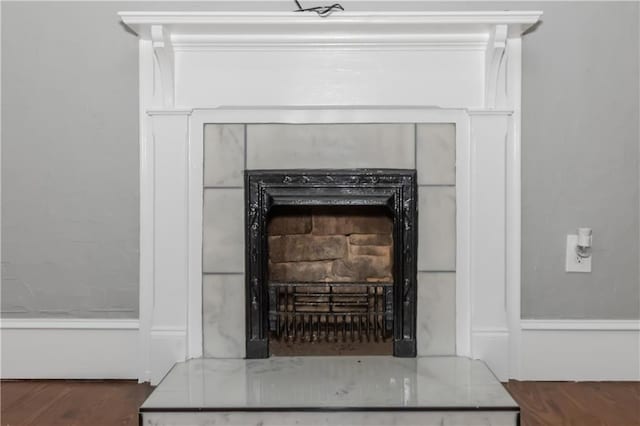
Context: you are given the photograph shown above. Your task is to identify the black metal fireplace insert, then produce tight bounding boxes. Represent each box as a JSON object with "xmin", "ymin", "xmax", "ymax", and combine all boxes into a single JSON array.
[{"xmin": 245, "ymin": 169, "xmax": 418, "ymax": 358}]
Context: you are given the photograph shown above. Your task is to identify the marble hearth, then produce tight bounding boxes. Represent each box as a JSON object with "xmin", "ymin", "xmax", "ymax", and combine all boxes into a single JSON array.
[{"xmin": 140, "ymin": 357, "xmax": 520, "ymax": 426}]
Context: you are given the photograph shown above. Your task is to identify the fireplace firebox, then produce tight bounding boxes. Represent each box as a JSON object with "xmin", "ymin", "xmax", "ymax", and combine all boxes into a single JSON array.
[{"xmin": 245, "ymin": 169, "xmax": 418, "ymax": 358}]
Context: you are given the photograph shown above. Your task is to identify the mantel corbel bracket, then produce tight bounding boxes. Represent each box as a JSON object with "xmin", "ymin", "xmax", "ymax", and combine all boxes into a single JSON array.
[
  {"xmin": 151, "ymin": 24, "xmax": 175, "ymax": 108},
  {"xmin": 484, "ymin": 24, "xmax": 508, "ymax": 109}
]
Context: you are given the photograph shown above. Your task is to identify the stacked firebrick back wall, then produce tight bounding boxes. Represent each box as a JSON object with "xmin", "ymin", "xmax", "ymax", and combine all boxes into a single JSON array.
[{"xmin": 267, "ymin": 207, "xmax": 393, "ymax": 283}]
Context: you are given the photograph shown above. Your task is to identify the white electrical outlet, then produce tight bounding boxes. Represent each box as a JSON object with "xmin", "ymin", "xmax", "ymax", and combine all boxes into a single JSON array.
[{"xmin": 565, "ymin": 234, "xmax": 592, "ymax": 273}]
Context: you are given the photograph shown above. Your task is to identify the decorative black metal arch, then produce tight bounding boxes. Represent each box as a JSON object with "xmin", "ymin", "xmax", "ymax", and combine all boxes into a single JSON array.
[{"xmin": 244, "ymin": 169, "xmax": 418, "ymax": 358}]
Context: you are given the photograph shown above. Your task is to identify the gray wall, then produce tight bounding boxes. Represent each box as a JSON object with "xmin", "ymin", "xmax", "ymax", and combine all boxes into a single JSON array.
[
  {"xmin": 1, "ymin": 2, "xmax": 140, "ymax": 317},
  {"xmin": 518, "ymin": 2, "xmax": 639, "ymax": 319},
  {"xmin": 2, "ymin": 1, "xmax": 638, "ymax": 319}
]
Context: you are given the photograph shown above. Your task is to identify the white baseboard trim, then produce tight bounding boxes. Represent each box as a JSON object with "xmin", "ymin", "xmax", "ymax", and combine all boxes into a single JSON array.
[
  {"xmin": 1, "ymin": 318, "xmax": 139, "ymax": 379},
  {"xmin": 519, "ymin": 319, "xmax": 640, "ymax": 381},
  {"xmin": 471, "ymin": 328, "xmax": 510, "ymax": 381},
  {"xmin": 148, "ymin": 327, "xmax": 187, "ymax": 385},
  {"xmin": 3, "ymin": 318, "xmax": 638, "ymax": 381}
]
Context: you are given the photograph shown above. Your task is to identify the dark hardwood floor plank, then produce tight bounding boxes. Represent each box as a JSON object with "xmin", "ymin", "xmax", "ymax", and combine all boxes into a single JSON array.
[
  {"xmin": 505, "ymin": 381, "xmax": 640, "ymax": 426},
  {"xmin": 1, "ymin": 380, "xmax": 152, "ymax": 426},
  {"xmin": 28, "ymin": 382, "xmax": 115, "ymax": 426},
  {"xmin": 0, "ymin": 381, "xmax": 48, "ymax": 412},
  {"xmin": 1, "ymin": 381, "xmax": 73, "ymax": 425},
  {"xmin": 575, "ymin": 382, "xmax": 639, "ymax": 426},
  {"xmin": 95, "ymin": 381, "xmax": 152, "ymax": 426}
]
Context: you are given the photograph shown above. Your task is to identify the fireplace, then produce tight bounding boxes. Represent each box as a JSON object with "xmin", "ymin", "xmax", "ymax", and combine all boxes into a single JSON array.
[
  {"xmin": 245, "ymin": 170, "xmax": 417, "ymax": 358},
  {"xmin": 120, "ymin": 9, "xmax": 542, "ymax": 383}
]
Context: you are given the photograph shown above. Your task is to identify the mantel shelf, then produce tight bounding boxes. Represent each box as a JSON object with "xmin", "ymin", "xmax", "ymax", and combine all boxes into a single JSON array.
[{"xmin": 120, "ymin": 11, "xmax": 542, "ymax": 42}]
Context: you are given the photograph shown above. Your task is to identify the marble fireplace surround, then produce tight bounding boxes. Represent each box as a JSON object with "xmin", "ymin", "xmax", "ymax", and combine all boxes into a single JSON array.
[{"xmin": 120, "ymin": 9, "xmax": 542, "ymax": 384}]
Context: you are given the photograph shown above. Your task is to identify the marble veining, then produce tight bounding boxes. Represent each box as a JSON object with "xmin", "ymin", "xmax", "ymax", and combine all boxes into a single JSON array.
[
  {"xmin": 204, "ymin": 124, "xmax": 245, "ymax": 187},
  {"xmin": 417, "ymin": 272, "xmax": 456, "ymax": 355},
  {"xmin": 141, "ymin": 356, "xmax": 517, "ymax": 410},
  {"xmin": 418, "ymin": 186, "xmax": 456, "ymax": 271},
  {"xmin": 203, "ymin": 275, "xmax": 245, "ymax": 358},
  {"xmin": 245, "ymin": 124, "xmax": 416, "ymax": 170}
]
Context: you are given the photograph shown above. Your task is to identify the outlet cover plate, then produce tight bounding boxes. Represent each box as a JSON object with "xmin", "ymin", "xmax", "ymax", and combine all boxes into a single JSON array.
[{"xmin": 566, "ymin": 234, "xmax": 592, "ymax": 273}]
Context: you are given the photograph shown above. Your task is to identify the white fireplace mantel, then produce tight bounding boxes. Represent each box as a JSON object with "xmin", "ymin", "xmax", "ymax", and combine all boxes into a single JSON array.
[
  {"xmin": 121, "ymin": 10, "xmax": 542, "ymax": 384},
  {"xmin": 121, "ymin": 11, "xmax": 541, "ymax": 110}
]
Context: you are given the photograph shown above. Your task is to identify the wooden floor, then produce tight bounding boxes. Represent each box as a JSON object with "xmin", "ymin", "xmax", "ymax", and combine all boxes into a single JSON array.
[
  {"xmin": 1, "ymin": 380, "xmax": 638, "ymax": 425},
  {"xmin": 505, "ymin": 381, "xmax": 640, "ymax": 426},
  {"xmin": 1, "ymin": 380, "xmax": 152, "ymax": 426}
]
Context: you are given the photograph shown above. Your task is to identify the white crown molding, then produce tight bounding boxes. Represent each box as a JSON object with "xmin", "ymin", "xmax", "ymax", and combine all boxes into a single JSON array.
[{"xmin": 521, "ymin": 319, "xmax": 640, "ymax": 331}]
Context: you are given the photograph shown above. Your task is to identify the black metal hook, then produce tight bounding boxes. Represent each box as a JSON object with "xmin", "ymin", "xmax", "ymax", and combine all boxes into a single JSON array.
[{"xmin": 293, "ymin": 0, "xmax": 344, "ymax": 17}]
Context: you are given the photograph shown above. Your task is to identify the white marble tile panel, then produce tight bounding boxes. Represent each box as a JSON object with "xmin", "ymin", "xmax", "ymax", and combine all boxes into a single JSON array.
[
  {"xmin": 202, "ymin": 189, "xmax": 244, "ymax": 273},
  {"xmin": 417, "ymin": 272, "xmax": 456, "ymax": 355},
  {"xmin": 418, "ymin": 186, "xmax": 456, "ymax": 271},
  {"xmin": 204, "ymin": 124, "xmax": 245, "ymax": 187},
  {"xmin": 416, "ymin": 123, "xmax": 456, "ymax": 185},
  {"xmin": 246, "ymin": 124, "xmax": 415, "ymax": 169},
  {"xmin": 203, "ymin": 274, "xmax": 245, "ymax": 358}
]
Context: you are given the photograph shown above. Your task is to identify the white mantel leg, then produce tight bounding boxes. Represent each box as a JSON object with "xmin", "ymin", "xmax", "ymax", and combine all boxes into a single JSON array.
[
  {"xmin": 144, "ymin": 112, "xmax": 190, "ymax": 384},
  {"xmin": 505, "ymin": 38, "xmax": 523, "ymax": 381},
  {"xmin": 469, "ymin": 112, "xmax": 511, "ymax": 380}
]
